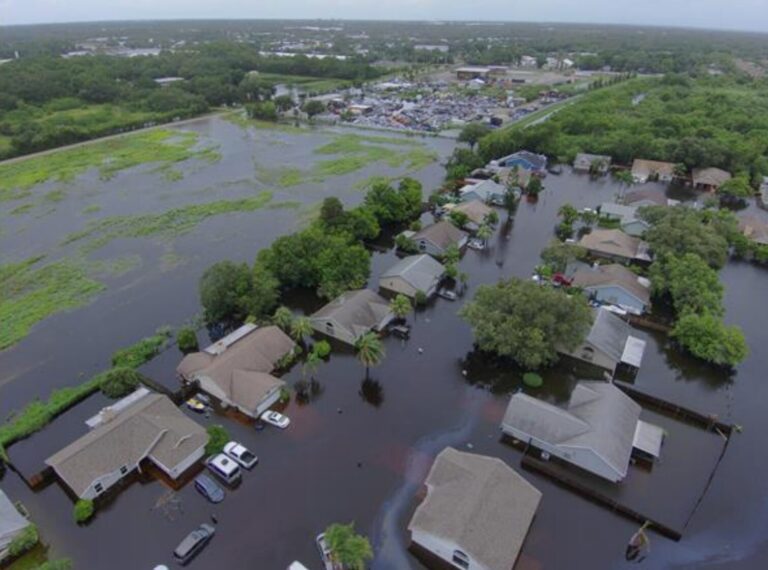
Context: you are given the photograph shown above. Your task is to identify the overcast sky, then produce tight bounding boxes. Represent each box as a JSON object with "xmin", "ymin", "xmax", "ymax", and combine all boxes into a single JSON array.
[{"xmin": 2, "ymin": 0, "xmax": 767, "ymax": 33}]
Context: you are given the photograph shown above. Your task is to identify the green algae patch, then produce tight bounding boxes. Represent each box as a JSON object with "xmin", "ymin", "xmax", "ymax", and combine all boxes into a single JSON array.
[
  {"xmin": 0, "ymin": 129, "xmax": 221, "ymax": 202},
  {"xmin": 0, "ymin": 256, "xmax": 106, "ymax": 350}
]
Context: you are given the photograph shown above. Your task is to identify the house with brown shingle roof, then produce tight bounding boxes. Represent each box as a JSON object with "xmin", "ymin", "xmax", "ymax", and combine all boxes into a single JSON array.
[
  {"xmin": 631, "ymin": 159, "xmax": 676, "ymax": 183},
  {"xmin": 46, "ymin": 388, "xmax": 208, "ymax": 500},
  {"xmin": 177, "ymin": 324, "xmax": 295, "ymax": 419},
  {"xmin": 578, "ymin": 229, "xmax": 652, "ymax": 263},
  {"xmin": 692, "ymin": 167, "xmax": 731, "ymax": 191},
  {"xmin": 570, "ymin": 263, "xmax": 652, "ymax": 315},
  {"xmin": 739, "ymin": 215, "xmax": 768, "ymax": 246},
  {"xmin": 451, "ymin": 199, "xmax": 494, "ymax": 229},
  {"xmin": 408, "ymin": 447, "xmax": 541, "ymax": 570}
]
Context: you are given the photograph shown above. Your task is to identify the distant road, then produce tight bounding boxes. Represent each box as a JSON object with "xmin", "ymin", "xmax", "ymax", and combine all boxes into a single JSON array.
[{"xmin": 0, "ymin": 111, "xmax": 227, "ymax": 167}]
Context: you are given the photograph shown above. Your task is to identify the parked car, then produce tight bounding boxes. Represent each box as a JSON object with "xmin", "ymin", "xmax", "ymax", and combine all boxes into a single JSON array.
[
  {"xmin": 207, "ymin": 453, "xmax": 242, "ymax": 485},
  {"xmin": 173, "ymin": 523, "xmax": 215, "ymax": 566},
  {"xmin": 438, "ymin": 289, "xmax": 457, "ymax": 301},
  {"xmin": 261, "ymin": 410, "xmax": 290, "ymax": 429},
  {"xmin": 194, "ymin": 474, "xmax": 225, "ymax": 504},
  {"xmin": 603, "ymin": 304, "xmax": 629, "ymax": 316},
  {"xmin": 467, "ymin": 238, "xmax": 486, "ymax": 251},
  {"xmin": 315, "ymin": 533, "xmax": 334, "ymax": 570},
  {"xmin": 288, "ymin": 563, "xmax": 311, "ymax": 570},
  {"xmin": 185, "ymin": 397, "xmax": 206, "ymax": 413},
  {"xmin": 223, "ymin": 442, "xmax": 258, "ymax": 469},
  {"xmin": 389, "ymin": 324, "xmax": 410, "ymax": 339}
]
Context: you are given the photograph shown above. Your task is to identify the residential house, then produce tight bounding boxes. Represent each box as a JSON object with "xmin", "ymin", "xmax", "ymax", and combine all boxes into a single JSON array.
[
  {"xmin": 558, "ymin": 307, "xmax": 647, "ymax": 377},
  {"xmin": 459, "ymin": 179, "xmax": 506, "ymax": 205},
  {"xmin": 578, "ymin": 229, "xmax": 652, "ymax": 263},
  {"xmin": 631, "ymin": 159, "xmax": 676, "ymax": 183},
  {"xmin": 489, "ymin": 150, "xmax": 547, "ymax": 175},
  {"xmin": 46, "ymin": 389, "xmax": 208, "ymax": 500},
  {"xmin": 573, "ymin": 153, "xmax": 612, "ymax": 174},
  {"xmin": 497, "ymin": 166, "xmax": 531, "ymax": 192},
  {"xmin": 622, "ymin": 189, "xmax": 678, "ymax": 208},
  {"xmin": 598, "ymin": 202, "xmax": 650, "ymax": 237},
  {"xmin": 501, "ymin": 381, "xmax": 663, "ymax": 483},
  {"xmin": 570, "ymin": 263, "xmax": 651, "ymax": 315},
  {"xmin": 759, "ymin": 177, "xmax": 768, "ymax": 207},
  {"xmin": 0, "ymin": 490, "xmax": 30, "ymax": 558},
  {"xmin": 450, "ymin": 200, "xmax": 494, "ymax": 230},
  {"xmin": 456, "ymin": 67, "xmax": 491, "ymax": 81},
  {"xmin": 309, "ymin": 289, "xmax": 394, "ymax": 346},
  {"xmin": 177, "ymin": 324, "xmax": 295, "ymax": 419},
  {"xmin": 379, "ymin": 255, "xmax": 445, "ymax": 299},
  {"xmin": 411, "ymin": 221, "xmax": 469, "ymax": 258},
  {"xmin": 408, "ymin": 448, "xmax": 541, "ymax": 570},
  {"xmin": 692, "ymin": 167, "xmax": 731, "ymax": 191},
  {"xmin": 738, "ymin": 215, "xmax": 768, "ymax": 246}
]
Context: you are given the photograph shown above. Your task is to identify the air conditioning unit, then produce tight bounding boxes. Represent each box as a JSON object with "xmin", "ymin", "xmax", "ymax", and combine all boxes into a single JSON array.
[{"xmin": 541, "ymin": 451, "xmax": 551, "ymax": 461}]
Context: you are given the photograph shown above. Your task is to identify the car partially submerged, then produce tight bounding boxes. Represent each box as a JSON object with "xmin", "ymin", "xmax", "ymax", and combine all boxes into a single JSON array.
[
  {"xmin": 194, "ymin": 474, "xmax": 225, "ymax": 504},
  {"xmin": 207, "ymin": 453, "xmax": 242, "ymax": 485},
  {"xmin": 173, "ymin": 523, "xmax": 215, "ymax": 566},
  {"xmin": 223, "ymin": 441, "xmax": 258, "ymax": 469},
  {"xmin": 315, "ymin": 533, "xmax": 335, "ymax": 570},
  {"xmin": 261, "ymin": 410, "xmax": 290, "ymax": 429},
  {"xmin": 437, "ymin": 288, "xmax": 457, "ymax": 301}
]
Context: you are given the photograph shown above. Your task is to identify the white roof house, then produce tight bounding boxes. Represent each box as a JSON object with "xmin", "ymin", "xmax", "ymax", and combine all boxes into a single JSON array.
[
  {"xmin": 408, "ymin": 448, "xmax": 541, "ymax": 570},
  {"xmin": 379, "ymin": 255, "xmax": 445, "ymax": 299},
  {"xmin": 501, "ymin": 381, "xmax": 659, "ymax": 482}
]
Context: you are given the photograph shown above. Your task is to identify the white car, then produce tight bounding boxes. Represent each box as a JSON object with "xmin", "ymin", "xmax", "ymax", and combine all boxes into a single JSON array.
[
  {"xmin": 261, "ymin": 410, "xmax": 290, "ymax": 429},
  {"xmin": 438, "ymin": 289, "xmax": 457, "ymax": 301},
  {"xmin": 207, "ymin": 453, "xmax": 241, "ymax": 485},
  {"xmin": 315, "ymin": 533, "xmax": 334, "ymax": 570},
  {"xmin": 223, "ymin": 441, "xmax": 258, "ymax": 469}
]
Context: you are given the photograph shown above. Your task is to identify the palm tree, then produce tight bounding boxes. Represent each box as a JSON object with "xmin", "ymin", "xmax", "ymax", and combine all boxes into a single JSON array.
[
  {"xmin": 303, "ymin": 351, "xmax": 321, "ymax": 381},
  {"xmin": 290, "ymin": 316, "xmax": 313, "ymax": 344},
  {"xmin": 476, "ymin": 223, "xmax": 493, "ymax": 247},
  {"xmin": 389, "ymin": 294, "xmax": 412, "ymax": 321},
  {"xmin": 354, "ymin": 332, "xmax": 385, "ymax": 380},
  {"xmin": 325, "ymin": 522, "xmax": 373, "ymax": 570},
  {"xmin": 273, "ymin": 306, "xmax": 293, "ymax": 332}
]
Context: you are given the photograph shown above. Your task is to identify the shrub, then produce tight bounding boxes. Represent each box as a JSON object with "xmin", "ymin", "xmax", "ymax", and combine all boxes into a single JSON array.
[
  {"xmin": 522, "ymin": 372, "xmax": 544, "ymax": 388},
  {"xmin": 73, "ymin": 499, "xmax": 94, "ymax": 524},
  {"xmin": 36, "ymin": 560, "xmax": 73, "ymax": 570},
  {"xmin": 177, "ymin": 326, "xmax": 199, "ymax": 354},
  {"xmin": 8, "ymin": 523, "xmax": 38, "ymax": 557},
  {"xmin": 279, "ymin": 386, "xmax": 291, "ymax": 404},
  {"xmin": 414, "ymin": 291, "xmax": 428, "ymax": 307},
  {"xmin": 205, "ymin": 425, "xmax": 230, "ymax": 456},
  {"xmin": 313, "ymin": 340, "xmax": 332, "ymax": 359},
  {"xmin": 99, "ymin": 367, "xmax": 144, "ymax": 399}
]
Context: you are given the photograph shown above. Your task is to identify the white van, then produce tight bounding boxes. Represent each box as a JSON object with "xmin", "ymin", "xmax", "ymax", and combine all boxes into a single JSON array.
[{"xmin": 207, "ymin": 453, "xmax": 242, "ymax": 485}]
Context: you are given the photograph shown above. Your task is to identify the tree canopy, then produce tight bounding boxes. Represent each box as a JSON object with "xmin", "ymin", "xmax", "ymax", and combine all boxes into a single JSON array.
[
  {"xmin": 671, "ymin": 313, "xmax": 748, "ymax": 368},
  {"xmin": 460, "ymin": 278, "xmax": 593, "ymax": 369},
  {"xmin": 363, "ymin": 178, "xmax": 423, "ymax": 225}
]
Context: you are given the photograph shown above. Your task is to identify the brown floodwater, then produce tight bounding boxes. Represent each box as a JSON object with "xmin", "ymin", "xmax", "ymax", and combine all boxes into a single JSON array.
[{"xmin": 2, "ymin": 117, "xmax": 768, "ymax": 570}]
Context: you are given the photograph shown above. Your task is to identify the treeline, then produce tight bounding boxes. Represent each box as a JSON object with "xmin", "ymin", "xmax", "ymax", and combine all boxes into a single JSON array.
[
  {"xmin": 0, "ymin": 42, "xmax": 381, "ymax": 157},
  {"xmin": 477, "ymin": 74, "xmax": 768, "ymax": 184},
  {"xmin": 199, "ymin": 179, "xmax": 423, "ymax": 324}
]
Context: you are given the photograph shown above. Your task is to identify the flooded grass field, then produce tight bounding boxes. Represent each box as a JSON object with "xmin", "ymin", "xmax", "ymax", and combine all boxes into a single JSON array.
[{"xmin": 1, "ymin": 117, "xmax": 768, "ymax": 569}]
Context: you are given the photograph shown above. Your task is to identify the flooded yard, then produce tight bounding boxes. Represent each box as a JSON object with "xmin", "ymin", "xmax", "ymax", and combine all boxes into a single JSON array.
[{"xmin": 2, "ymin": 118, "xmax": 768, "ymax": 569}]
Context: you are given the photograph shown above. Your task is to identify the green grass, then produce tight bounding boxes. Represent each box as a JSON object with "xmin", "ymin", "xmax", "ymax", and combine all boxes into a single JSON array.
[
  {"xmin": 63, "ymin": 191, "xmax": 276, "ymax": 252},
  {"xmin": 111, "ymin": 329, "xmax": 172, "ymax": 369},
  {"xmin": 0, "ymin": 257, "xmax": 106, "ymax": 351},
  {"xmin": 0, "ymin": 129, "xmax": 221, "ymax": 202},
  {"xmin": 81, "ymin": 204, "xmax": 101, "ymax": 215}
]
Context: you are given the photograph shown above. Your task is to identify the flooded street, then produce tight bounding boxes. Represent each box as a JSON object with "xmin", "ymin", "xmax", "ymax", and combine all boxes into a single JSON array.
[{"xmin": 2, "ymin": 118, "xmax": 768, "ymax": 569}]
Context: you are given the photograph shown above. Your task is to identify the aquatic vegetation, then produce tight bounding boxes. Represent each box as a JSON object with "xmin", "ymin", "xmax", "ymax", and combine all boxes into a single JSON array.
[
  {"xmin": 9, "ymin": 203, "xmax": 34, "ymax": 215},
  {"xmin": 63, "ymin": 191, "xmax": 276, "ymax": 252},
  {"xmin": 0, "ymin": 256, "xmax": 105, "ymax": 351},
  {"xmin": 81, "ymin": 204, "xmax": 101, "ymax": 215},
  {"xmin": 0, "ymin": 129, "xmax": 221, "ymax": 202},
  {"xmin": 111, "ymin": 328, "xmax": 172, "ymax": 369},
  {"xmin": 88, "ymin": 255, "xmax": 142, "ymax": 277}
]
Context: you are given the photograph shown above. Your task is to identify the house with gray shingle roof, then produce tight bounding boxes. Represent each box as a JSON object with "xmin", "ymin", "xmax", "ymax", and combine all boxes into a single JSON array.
[
  {"xmin": 310, "ymin": 289, "xmax": 393, "ymax": 346},
  {"xmin": 177, "ymin": 324, "xmax": 295, "ymax": 419},
  {"xmin": 0, "ymin": 489, "xmax": 30, "ymax": 557},
  {"xmin": 501, "ymin": 381, "xmax": 661, "ymax": 482},
  {"xmin": 459, "ymin": 179, "xmax": 506, "ymax": 205},
  {"xmin": 558, "ymin": 307, "xmax": 646, "ymax": 376},
  {"xmin": 379, "ymin": 255, "xmax": 445, "ymax": 299},
  {"xmin": 411, "ymin": 221, "xmax": 468, "ymax": 258},
  {"xmin": 579, "ymin": 229, "xmax": 652, "ymax": 263},
  {"xmin": 598, "ymin": 202, "xmax": 650, "ymax": 237},
  {"xmin": 46, "ymin": 388, "xmax": 208, "ymax": 500},
  {"xmin": 408, "ymin": 447, "xmax": 541, "ymax": 570}
]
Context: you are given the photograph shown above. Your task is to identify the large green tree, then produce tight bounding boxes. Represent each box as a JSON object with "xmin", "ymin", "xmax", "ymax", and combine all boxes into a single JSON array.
[
  {"xmin": 671, "ymin": 313, "xmax": 748, "ymax": 367},
  {"xmin": 354, "ymin": 332, "xmax": 385, "ymax": 379},
  {"xmin": 649, "ymin": 254, "xmax": 724, "ymax": 316},
  {"xmin": 363, "ymin": 178, "xmax": 422, "ymax": 225},
  {"xmin": 199, "ymin": 261, "xmax": 255, "ymax": 322},
  {"xmin": 460, "ymin": 278, "xmax": 593, "ymax": 369},
  {"xmin": 458, "ymin": 123, "xmax": 491, "ymax": 150}
]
